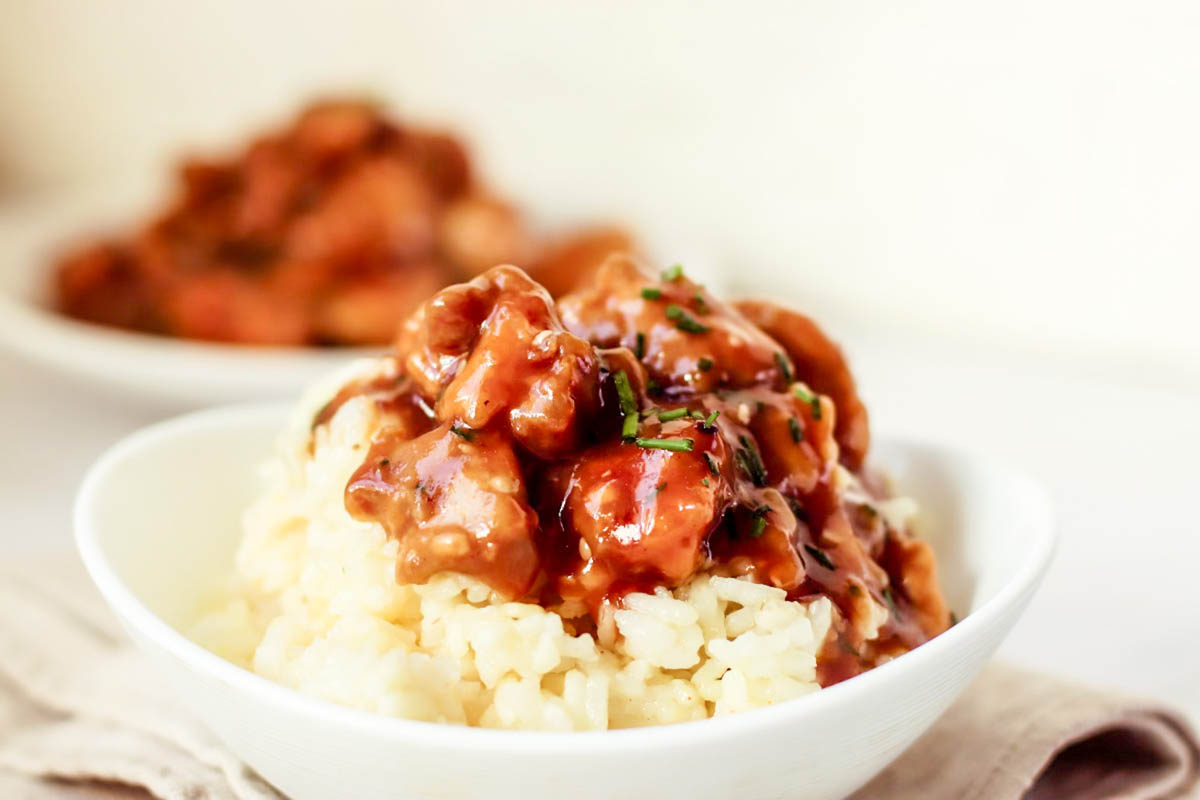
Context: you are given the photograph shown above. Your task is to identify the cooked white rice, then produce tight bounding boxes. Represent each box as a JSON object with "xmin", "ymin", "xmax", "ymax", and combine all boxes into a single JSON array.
[{"xmin": 192, "ymin": 360, "xmax": 836, "ymax": 730}]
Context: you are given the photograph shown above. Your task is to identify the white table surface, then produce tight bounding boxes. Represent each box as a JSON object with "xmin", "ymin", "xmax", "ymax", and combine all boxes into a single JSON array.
[{"xmin": 2, "ymin": 323, "xmax": 1197, "ymax": 725}]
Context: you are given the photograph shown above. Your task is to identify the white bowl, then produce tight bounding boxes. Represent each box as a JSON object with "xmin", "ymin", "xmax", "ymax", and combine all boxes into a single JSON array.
[
  {"xmin": 75, "ymin": 404, "xmax": 1054, "ymax": 800},
  {"xmin": 0, "ymin": 181, "xmax": 378, "ymax": 407}
]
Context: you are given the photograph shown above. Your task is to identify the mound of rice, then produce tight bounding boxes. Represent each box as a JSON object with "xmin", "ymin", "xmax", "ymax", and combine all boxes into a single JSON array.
[{"xmin": 193, "ymin": 361, "xmax": 835, "ymax": 730}]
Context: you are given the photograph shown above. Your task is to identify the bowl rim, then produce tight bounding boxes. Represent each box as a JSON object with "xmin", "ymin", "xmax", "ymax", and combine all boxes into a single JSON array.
[{"xmin": 74, "ymin": 403, "xmax": 1056, "ymax": 755}]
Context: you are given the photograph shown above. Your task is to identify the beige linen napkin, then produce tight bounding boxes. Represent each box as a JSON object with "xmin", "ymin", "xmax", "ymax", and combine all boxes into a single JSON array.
[{"xmin": 1, "ymin": 558, "xmax": 1195, "ymax": 800}]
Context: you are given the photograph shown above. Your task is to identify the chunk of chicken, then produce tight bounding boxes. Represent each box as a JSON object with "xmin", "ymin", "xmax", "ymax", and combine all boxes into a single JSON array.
[
  {"xmin": 734, "ymin": 300, "xmax": 870, "ymax": 470},
  {"xmin": 557, "ymin": 255, "xmax": 787, "ymax": 397},
  {"xmin": 529, "ymin": 227, "xmax": 633, "ymax": 297},
  {"xmin": 286, "ymin": 156, "xmax": 436, "ymax": 264},
  {"xmin": 397, "ymin": 265, "xmax": 601, "ymax": 458},
  {"xmin": 545, "ymin": 419, "xmax": 734, "ymax": 607},
  {"xmin": 346, "ymin": 424, "xmax": 540, "ymax": 599},
  {"xmin": 437, "ymin": 195, "xmax": 531, "ymax": 277}
]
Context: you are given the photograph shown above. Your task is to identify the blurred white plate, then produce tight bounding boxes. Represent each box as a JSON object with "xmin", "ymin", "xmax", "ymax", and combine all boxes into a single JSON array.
[
  {"xmin": 0, "ymin": 179, "xmax": 723, "ymax": 408},
  {"xmin": 0, "ymin": 179, "xmax": 383, "ymax": 407}
]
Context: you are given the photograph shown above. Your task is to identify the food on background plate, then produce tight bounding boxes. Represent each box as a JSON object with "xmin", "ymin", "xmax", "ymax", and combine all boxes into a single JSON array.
[
  {"xmin": 192, "ymin": 256, "xmax": 951, "ymax": 730},
  {"xmin": 53, "ymin": 100, "xmax": 630, "ymax": 346}
]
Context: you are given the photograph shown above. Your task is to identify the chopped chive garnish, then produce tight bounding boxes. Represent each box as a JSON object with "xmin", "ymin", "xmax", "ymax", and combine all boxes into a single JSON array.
[
  {"xmin": 793, "ymin": 385, "xmax": 822, "ymax": 420},
  {"xmin": 847, "ymin": 583, "xmax": 862, "ymax": 597},
  {"xmin": 621, "ymin": 413, "xmax": 639, "ymax": 440},
  {"xmin": 774, "ymin": 352, "xmax": 793, "ymax": 383},
  {"xmin": 749, "ymin": 507, "xmax": 769, "ymax": 538},
  {"xmin": 882, "ymin": 587, "xmax": 899, "ymax": 615},
  {"xmin": 641, "ymin": 407, "xmax": 659, "ymax": 419},
  {"xmin": 804, "ymin": 544, "xmax": 836, "ymax": 570},
  {"xmin": 693, "ymin": 293, "xmax": 709, "ymax": 314},
  {"xmin": 635, "ymin": 331, "xmax": 646, "ymax": 360},
  {"xmin": 788, "ymin": 498, "xmax": 810, "ymax": 523},
  {"xmin": 701, "ymin": 477, "xmax": 710, "ymax": 487},
  {"xmin": 950, "ymin": 611, "xmax": 960, "ymax": 626},
  {"xmin": 655, "ymin": 481, "xmax": 667, "ymax": 493},
  {"xmin": 635, "ymin": 437, "xmax": 694, "ymax": 452},
  {"xmin": 613, "ymin": 370, "xmax": 637, "ymax": 416},
  {"xmin": 450, "ymin": 425, "xmax": 475, "ymax": 441},
  {"xmin": 657, "ymin": 408, "xmax": 689, "ymax": 422},
  {"xmin": 661, "ymin": 264, "xmax": 683, "ymax": 281},
  {"xmin": 647, "ymin": 379, "xmax": 661, "ymax": 395},
  {"xmin": 689, "ymin": 409, "xmax": 706, "ymax": 420},
  {"xmin": 735, "ymin": 435, "xmax": 768, "ymax": 487},
  {"xmin": 665, "ymin": 304, "xmax": 709, "ymax": 334},
  {"xmin": 788, "ymin": 417, "xmax": 803, "ymax": 444},
  {"xmin": 703, "ymin": 452, "xmax": 720, "ymax": 476},
  {"xmin": 697, "ymin": 357, "xmax": 714, "ymax": 372},
  {"xmin": 379, "ymin": 457, "xmax": 390, "ymax": 466},
  {"xmin": 640, "ymin": 287, "xmax": 662, "ymax": 301},
  {"xmin": 704, "ymin": 410, "xmax": 720, "ymax": 427}
]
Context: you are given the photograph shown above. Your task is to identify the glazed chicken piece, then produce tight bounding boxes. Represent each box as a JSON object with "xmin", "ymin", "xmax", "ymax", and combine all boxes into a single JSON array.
[
  {"xmin": 735, "ymin": 300, "xmax": 871, "ymax": 470},
  {"xmin": 437, "ymin": 195, "xmax": 531, "ymax": 277},
  {"xmin": 346, "ymin": 424, "xmax": 540, "ymax": 599},
  {"xmin": 396, "ymin": 265, "xmax": 601, "ymax": 459},
  {"xmin": 528, "ymin": 227, "xmax": 634, "ymax": 297},
  {"xmin": 557, "ymin": 255, "xmax": 791, "ymax": 397},
  {"xmin": 543, "ymin": 416, "xmax": 736, "ymax": 611}
]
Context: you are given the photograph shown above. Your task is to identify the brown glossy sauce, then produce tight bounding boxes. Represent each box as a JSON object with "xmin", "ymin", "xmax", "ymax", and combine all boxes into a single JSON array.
[{"xmin": 324, "ymin": 260, "xmax": 951, "ymax": 685}]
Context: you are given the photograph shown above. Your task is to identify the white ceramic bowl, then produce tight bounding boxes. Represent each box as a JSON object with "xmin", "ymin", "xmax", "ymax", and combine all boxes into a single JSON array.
[{"xmin": 75, "ymin": 405, "xmax": 1054, "ymax": 800}]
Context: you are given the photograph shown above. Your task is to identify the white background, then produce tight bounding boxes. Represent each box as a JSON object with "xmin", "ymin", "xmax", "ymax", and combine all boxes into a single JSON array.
[{"xmin": 1, "ymin": 1, "xmax": 1198, "ymax": 722}]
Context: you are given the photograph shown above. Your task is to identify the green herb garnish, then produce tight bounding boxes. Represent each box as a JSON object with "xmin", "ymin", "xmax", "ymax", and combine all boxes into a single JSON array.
[
  {"xmin": 882, "ymin": 587, "xmax": 899, "ymax": 615},
  {"xmin": 793, "ymin": 384, "xmax": 822, "ymax": 420},
  {"xmin": 647, "ymin": 378, "xmax": 661, "ymax": 395},
  {"xmin": 614, "ymin": 370, "xmax": 639, "ymax": 440},
  {"xmin": 634, "ymin": 437, "xmax": 694, "ymax": 452},
  {"xmin": 701, "ymin": 477, "xmax": 710, "ymax": 487},
  {"xmin": 804, "ymin": 544, "xmax": 836, "ymax": 570},
  {"xmin": 847, "ymin": 583, "xmax": 862, "ymax": 597},
  {"xmin": 704, "ymin": 410, "xmax": 720, "ymax": 427},
  {"xmin": 788, "ymin": 417, "xmax": 803, "ymax": 444},
  {"xmin": 697, "ymin": 357, "xmax": 714, "ymax": 372},
  {"xmin": 379, "ymin": 457, "xmax": 390, "ymax": 467},
  {"xmin": 774, "ymin": 351, "xmax": 793, "ymax": 383},
  {"xmin": 665, "ymin": 304, "xmax": 709, "ymax": 334},
  {"xmin": 640, "ymin": 287, "xmax": 662, "ymax": 301},
  {"xmin": 661, "ymin": 264, "xmax": 683, "ymax": 281},
  {"xmin": 450, "ymin": 425, "xmax": 476, "ymax": 442},
  {"xmin": 635, "ymin": 331, "xmax": 646, "ymax": 360},
  {"xmin": 621, "ymin": 412, "xmax": 639, "ymax": 440},
  {"xmin": 703, "ymin": 452, "xmax": 720, "ymax": 476},
  {"xmin": 950, "ymin": 611, "xmax": 960, "ymax": 626},
  {"xmin": 735, "ymin": 435, "xmax": 768, "ymax": 486},
  {"xmin": 613, "ymin": 370, "xmax": 637, "ymax": 415},
  {"xmin": 692, "ymin": 293, "xmax": 709, "ymax": 314},
  {"xmin": 657, "ymin": 408, "xmax": 690, "ymax": 422},
  {"xmin": 749, "ymin": 506, "xmax": 769, "ymax": 538}
]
